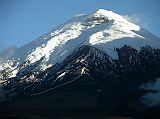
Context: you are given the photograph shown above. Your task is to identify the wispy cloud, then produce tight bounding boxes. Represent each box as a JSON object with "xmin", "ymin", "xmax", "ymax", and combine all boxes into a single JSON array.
[
  {"xmin": 123, "ymin": 14, "xmax": 148, "ymax": 29},
  {"xmin": 141, "ymin": 78, "xmax": 160, "ymax": 106},
  {"xmin": 0, "ymin": 45, "xmax": 17, "ymax": 61}
]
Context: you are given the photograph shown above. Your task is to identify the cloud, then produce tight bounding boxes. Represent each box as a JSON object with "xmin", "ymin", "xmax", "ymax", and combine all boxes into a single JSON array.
[
  {"xmin": 123, "ymin": 14, "xmax": 148, "ymax": 29},
  {"xmin": 141, "ymin": 78, "xmax": 160, "ymax": 106},
  {"xmin": 0, "ymin": 45, "xmax": 17, "ymax": 61}
]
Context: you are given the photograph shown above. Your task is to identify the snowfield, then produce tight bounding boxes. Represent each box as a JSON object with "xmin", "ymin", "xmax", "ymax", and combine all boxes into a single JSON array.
[{"xmin": 0, "ymin": 9, "xmax": 160, "ymax": 79}]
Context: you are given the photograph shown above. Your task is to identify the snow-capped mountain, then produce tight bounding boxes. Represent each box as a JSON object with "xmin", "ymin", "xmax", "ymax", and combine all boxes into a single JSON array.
[
  {"xmin": 1, "ymin": 9, "xmax": 160, "ymax": 78},
  {"xmin": 1, "ymin": 9, "xmax": 160, "ymax": 118}
]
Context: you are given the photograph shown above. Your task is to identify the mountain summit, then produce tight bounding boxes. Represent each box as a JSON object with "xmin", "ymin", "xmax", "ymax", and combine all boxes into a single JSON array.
[
  {"xmin": 0, "ymin": 9, "xmax": 160, "ymax": 118},
  {"xmin": 0, "ymin": 9, "xmax": 160, "ymax": 77}
]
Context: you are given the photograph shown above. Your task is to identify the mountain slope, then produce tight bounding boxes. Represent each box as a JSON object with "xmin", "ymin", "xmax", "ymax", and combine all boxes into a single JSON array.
[
  {"xmin": 0, "ymin": 9, "xmax": 160, "ymax": 119},
  {"xmin": 1, "ymin": 45, "xmax": 160, "ymax": 119},
  {"xmin": 0, "ymin": 9, "xmax": 160, "ymax": 78}
]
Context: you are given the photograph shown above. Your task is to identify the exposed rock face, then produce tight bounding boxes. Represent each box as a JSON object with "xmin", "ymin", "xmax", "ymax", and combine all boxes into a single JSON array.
[
  {"xmin": 2, "ymin": 45, "xmax": 160, "ymax": 109},
  {"xmin": 1, "ymin": 9, "xmax": 160, "ymax": 118}
]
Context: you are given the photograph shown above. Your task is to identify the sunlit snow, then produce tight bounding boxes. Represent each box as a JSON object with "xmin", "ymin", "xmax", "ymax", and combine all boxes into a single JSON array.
[{"xmin": 1, "ymin": 9, "xmax": 160, "ymax": 78}]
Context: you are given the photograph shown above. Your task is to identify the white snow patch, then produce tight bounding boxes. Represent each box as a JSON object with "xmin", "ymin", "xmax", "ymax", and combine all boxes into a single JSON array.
[
  {"xmin": 27, "ymin": 23, "xmax": 84, "ymax": 64},
  {"xmin": 57, "ymin": 72, "xmax": 66, "ymax": 79},
  {"xmin": 80, "ymin": 67, "xmax": 89, "ymax": 75},
  {"xmin": 40, "ymin": 64, "xmax": 52, "ymax": 71},
  {"xmin": 0, "ymin": 65, "xmax": 3, "ymax": 71},
  {"xmin": 10, "ymin": 69, "xmax": 18, "ymax": 78}
]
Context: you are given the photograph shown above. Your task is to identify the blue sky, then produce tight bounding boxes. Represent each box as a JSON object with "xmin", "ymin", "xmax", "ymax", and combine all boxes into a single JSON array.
[{"xmin": 0, "ymin": 0, "xmax": 160, "ymax": 50}]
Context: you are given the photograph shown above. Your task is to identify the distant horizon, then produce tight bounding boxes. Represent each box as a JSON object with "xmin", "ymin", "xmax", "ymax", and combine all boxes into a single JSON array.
[{"xmin": 0, "ymin": 0, "xmax": 160, "ymax": 50}]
